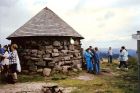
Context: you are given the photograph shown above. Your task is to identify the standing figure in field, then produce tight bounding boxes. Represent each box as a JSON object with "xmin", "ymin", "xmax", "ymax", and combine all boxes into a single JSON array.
[
  {"xmin": 9, "ymin": 44, "xmax": 20, "ymax": 83},
  {"xmin": 0, "ymin": 44, "xmax": 5, "ymax": 72},
  {"xmin": 117, "ymin": 46, "xmax": 128, "ymax": 70},
  {"xmin": 89, "ymin": 46, "xmax": 95, "ymax": 72},
  {"xmin": 94, "ymin": 47, "xmax": 101, "ymax": 74},
  {"xmin": 84, "ymin": 48, "xmax": 93, "ymax": 73},
  {"xmin": 1, "ymin": 45, "xmax": 10, "ymax": 82},
  {"xmin": 108, "ymin": 47, "xmax": 113, "ymax": 64},
  {"xmin": 0, "ymin": 44, "xmax": 5, "ymax": 55}
]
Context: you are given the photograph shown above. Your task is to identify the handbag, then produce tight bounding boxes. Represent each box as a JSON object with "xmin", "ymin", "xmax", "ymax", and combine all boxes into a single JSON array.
[{"xmin": 16, "ymin": 51, "xmax": 21, "ymax": 72}]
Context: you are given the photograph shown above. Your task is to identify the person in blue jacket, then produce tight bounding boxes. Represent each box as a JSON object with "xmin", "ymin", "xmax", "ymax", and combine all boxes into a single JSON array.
[
  {"xmin": 0, "ymin": 44, "xmax": 5, "ymax": 68},
  {"xmin": 0, "ymin": 44, "xmax": 5, "ymax": 55},
  {"xmin": 94, "ymin": 47, "xmax": 101, "ymax": 74},
  {"xmin": 84, "ymin": 48, "xmax": 93, "ymax": 73}
]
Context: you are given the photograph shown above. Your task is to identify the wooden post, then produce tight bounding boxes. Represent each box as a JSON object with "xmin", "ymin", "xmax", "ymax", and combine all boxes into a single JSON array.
[{"xmin": 137, "ymin": 31, "xmax": 140, "ymax": 92}]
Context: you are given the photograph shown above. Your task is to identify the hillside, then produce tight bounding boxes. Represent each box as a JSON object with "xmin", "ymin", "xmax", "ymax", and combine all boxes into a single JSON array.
[{"xmin": 100, "ymin": 48, "xmax": 137, "ymax": 59}]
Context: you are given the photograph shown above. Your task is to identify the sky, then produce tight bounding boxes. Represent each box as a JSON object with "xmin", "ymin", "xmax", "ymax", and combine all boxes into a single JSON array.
[{"xmin": 0, "ymin": 0, "xmax": 139, "ymax": 49}]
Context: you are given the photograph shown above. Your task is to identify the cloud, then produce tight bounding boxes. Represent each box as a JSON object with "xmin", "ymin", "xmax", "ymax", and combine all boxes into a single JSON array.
[
  {"xmin": 0, "ymin": 0, "xmax": 18, "ymax": 7},
  {"xmin": 75, "ymin": 0, "xmax": 140, "ymax": 9},
  {"xmin": 75, "ymin": 0, "xmax": 86, "ymax": 11},
  {"xmin": 46, "ymin": 0, "xmax": 79, "ymax": 11},
  {"xmin": 114, "ymin": 0, "xmax": 140, "ymax": 8},
  {"xmin": 61, "ymin": 8, "xmax": 137, "ymax": 40},
  {"xmin": 0, "ymin": 0, "xmax": 48, "ymax": 36},
  {"xmin": 0, "ymin": 0, "xmax": 139, "ymax": 49},
  {"xmin": 104, "ymin": 11, "xmax": 115, "ymax": 20}
]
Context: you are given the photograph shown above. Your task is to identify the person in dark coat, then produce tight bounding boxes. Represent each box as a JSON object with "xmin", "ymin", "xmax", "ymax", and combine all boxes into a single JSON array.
[{"xmin": 94, "ymin": 47, "xmax": 101, "ymax": 74}]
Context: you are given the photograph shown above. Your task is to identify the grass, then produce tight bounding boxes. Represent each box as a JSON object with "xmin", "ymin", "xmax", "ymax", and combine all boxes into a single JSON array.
[
  {"xmin": 0, "ymin": 57, "xmax": 138, "ymax": 93},
  {"xmin": 18, "ymin": 74, "xmax": 45, "ymax": 83},
  {"xmin": 54, "ymin": 57, "xmax": 138, "ymax": 93}
]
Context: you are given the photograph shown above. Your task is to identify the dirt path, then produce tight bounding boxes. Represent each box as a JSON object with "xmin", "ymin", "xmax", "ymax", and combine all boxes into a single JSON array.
[
  {"xmin": 0, "ymin": 82, "xmax": 46, "ymax": 93},
  {"xmin": 0, "ymin": 82, "xmax": 77, "ymax": 93},
  {"xmin": 73, "ymin": 72, "xmax": 94, "ymax": 81},
  {"xmin": 0, "ymin": 67, "xmax": 116, "ymax": 93}
]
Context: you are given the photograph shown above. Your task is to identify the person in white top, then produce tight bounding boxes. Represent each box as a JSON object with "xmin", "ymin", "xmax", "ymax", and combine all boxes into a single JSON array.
[
  {"xmin": 9, "ymin": 44, "xmax": 21, "ymax": 83},
  {"xmin": 108, "ymin": 47, "xmax": 113, "ymax": 63},
  {"xmin": 117, "ymin": 46, "xmax": 128, "ymax": 70},
  {"xmin": 1, "ymin": 45, "xmax": 10, "ymax": 80}
]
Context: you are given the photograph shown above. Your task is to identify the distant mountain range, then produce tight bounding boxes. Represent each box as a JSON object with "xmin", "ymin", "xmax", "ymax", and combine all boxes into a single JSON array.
[{"xmin": 100, "ymin": 48, "xmax": 137, "ymax": 59}]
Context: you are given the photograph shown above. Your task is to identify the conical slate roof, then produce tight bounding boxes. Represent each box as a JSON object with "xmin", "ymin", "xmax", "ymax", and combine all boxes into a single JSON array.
[{"xmin": 7, "ymin": 7, "xmax": 84, "ymax": 39}]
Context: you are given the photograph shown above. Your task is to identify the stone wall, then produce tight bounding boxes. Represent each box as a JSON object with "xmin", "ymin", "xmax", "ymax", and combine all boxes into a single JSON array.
[{"xmin": 12, "ymin": 37, "xmax": 82, "ymax": 75}]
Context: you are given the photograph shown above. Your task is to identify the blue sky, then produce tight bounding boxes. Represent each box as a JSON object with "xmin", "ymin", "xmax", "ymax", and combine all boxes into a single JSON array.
[{"xmin": 0, "ymin": 0, "xmax": 139, "ymax": 49}]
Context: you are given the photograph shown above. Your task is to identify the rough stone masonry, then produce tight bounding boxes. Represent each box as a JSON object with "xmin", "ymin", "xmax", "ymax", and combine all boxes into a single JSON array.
[{"xmin": 15, "ymin": 37, "xmax": 82, "ymax": 75}]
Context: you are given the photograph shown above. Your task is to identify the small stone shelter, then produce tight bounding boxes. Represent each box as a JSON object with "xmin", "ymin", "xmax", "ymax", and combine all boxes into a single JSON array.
[{"xmin": 7, "ymin": 7, "xmax": 84, "ymax": 74}]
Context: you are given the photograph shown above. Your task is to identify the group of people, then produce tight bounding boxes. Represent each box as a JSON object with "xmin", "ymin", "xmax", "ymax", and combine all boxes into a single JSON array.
[
  {"xmin": 83, "ymin": 46, "xmax": 102, "ymax": 74},
  {"xmin": 107, "ymin": 46, "xmax": 128, "ymax": 70},
  {"xmin": 0, "ymin": 44, "xmax": 21, "ymax": 84},
  {"xmin": 83, "ymin": 46, "xmax": 129, "ymax": 74},
  {"xmin": 0, "ymin": 43, "xmax": 129, "ymax": 84}
]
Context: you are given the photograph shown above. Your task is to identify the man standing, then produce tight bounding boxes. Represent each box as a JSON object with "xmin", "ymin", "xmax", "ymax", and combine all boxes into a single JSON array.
[
  {"xmin": 108, "ymin": 47, "xmax": 113, "ymax": 63},
  {"xmin": 94, "ymin": 47, "xmax": 101, "ymax": 74},
  {"xmin": 89, "ymin": 46, "xmax": 95, "ymax": 73}
]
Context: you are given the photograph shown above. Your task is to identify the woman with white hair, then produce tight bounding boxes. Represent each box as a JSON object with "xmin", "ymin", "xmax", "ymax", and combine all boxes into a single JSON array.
[{"xmin": 9, "ymin": 44, "xmax": 21, "ymax": 83}]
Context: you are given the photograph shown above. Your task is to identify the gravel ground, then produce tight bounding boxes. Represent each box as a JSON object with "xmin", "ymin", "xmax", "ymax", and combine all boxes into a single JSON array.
[
  {"xmin": 0, "ymin": 82, "xmax": 46, "ymax": 93},
  {"xmin": 0, "ymin": 82, "xmax": 76, "ymax": 93}
]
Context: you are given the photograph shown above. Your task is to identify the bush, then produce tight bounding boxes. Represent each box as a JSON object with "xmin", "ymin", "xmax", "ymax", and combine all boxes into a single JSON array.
[{"xmin": 128, "ymin": 57, "xmax": 137, "ymax": 70}]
